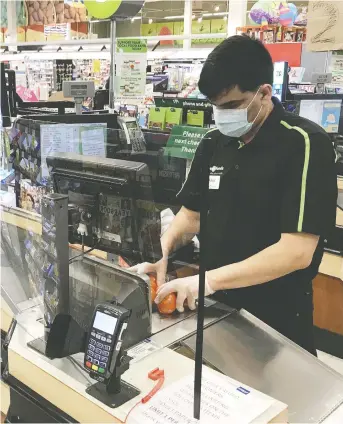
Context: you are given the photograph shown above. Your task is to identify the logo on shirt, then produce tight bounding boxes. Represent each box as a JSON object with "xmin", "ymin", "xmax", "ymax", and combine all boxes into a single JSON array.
[{"xmin": 210, "ymin": 165, "xmax": 224, "ymax": 174}]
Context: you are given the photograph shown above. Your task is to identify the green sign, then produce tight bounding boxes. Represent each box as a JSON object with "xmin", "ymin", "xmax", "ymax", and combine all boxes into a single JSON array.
[
  {"xmin": 154, "ymin": 97, "xmax": 213, "ymax": 111},
  {"xmin": 164, "ymin": 126, "xmax": 208, "ymax": 160},
  {"xmin": 116, "ymin": 39, "xmax": 148, "ymax": 53}
]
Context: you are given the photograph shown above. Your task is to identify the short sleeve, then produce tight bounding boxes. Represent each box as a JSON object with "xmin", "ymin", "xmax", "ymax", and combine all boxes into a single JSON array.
[
  {"xmin": 177, "ymin": 141, "xmax": 206, "ymax": 212},
  {"xmin": 281, "ymin": 131, "xmax": 337, "ymax": 237}
]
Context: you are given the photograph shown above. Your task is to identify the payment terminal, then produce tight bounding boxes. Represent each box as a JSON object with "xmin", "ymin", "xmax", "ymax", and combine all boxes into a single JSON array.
[{"xmin": 85, "ymin": 302, "xmax": 130, "ymax": 383}]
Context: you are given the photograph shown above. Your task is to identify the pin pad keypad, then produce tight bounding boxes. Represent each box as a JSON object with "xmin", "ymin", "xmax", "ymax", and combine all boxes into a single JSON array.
[{"xmin": 85, "ymin": 331, "xmax": 113, "ymax": 374}]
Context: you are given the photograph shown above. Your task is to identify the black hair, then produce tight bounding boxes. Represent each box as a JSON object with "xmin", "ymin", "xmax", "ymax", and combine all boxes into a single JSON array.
[
  {"xmin": 26, "ymin": 193, "xmax": 35, "ymax": 206},
  {"xmin": 198, "ymin": 35, "xmax": 274, "ymax": 100}
]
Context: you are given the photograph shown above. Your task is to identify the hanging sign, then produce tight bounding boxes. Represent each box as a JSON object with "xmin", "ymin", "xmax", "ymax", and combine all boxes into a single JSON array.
[
  {"xmin": 84, "ymin": 0, "xmax": 144, "ymax": 20},
  {"xmin": 307, "ymin": 0, "xmax": 343, "ymax": 52},
  {"xmin": 115, "ymin": 39, "xmax": 147, "ymax": 101}
]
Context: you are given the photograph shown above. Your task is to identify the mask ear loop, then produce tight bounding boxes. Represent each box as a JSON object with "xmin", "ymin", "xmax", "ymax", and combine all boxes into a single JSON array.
[
  {"xmin": 248, "ymin": 86, "xmax": 264, "ymax": 125},
  {"xmin": 247, "ymin": 86, "xmax": 262, "ymax": 109}
]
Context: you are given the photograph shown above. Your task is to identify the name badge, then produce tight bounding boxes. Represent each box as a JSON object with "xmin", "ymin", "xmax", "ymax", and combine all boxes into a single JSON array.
[{"xmin": 209, "ymin": 175, "xmax": 221, "ymax": 190}]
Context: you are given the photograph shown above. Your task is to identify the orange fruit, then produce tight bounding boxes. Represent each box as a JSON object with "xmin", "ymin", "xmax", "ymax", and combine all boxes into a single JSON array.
[
  {"xmin": 150, "ymin": 286, "xmax": 157, "ymax": 303},
  {"xmin": 149, "ymin": 274, "xmax": 158, "ymax": 291},
  {"xmin": 157, "ymin": 293, "xmax": 176, "ymax": 315}
]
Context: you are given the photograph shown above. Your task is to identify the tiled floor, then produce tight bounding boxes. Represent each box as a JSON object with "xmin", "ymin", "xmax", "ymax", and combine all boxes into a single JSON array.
[{"xmin": 318, "ymin": 350, "xmax": 343, "ymax": 375}]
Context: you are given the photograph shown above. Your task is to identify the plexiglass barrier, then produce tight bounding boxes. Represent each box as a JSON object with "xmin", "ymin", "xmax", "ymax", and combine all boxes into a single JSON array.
[{"xmin": 1, "ymin": 117, "xmax": 203, "ymax": 364}]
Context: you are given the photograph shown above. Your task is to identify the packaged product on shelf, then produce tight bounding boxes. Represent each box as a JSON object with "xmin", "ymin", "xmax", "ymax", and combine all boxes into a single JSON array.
[
  {"xmin": 119, "ymin": 105, "xmax": 138, "ymax": 118},
  {"xmin": 148, "ymin": 107, "xmax": 167, "ymax": 131},
  {"xmin": 20, "ymin": 179, "xmax": 47, "ymax": 214},
  {"xmin": 165, "ymin": 107, "xmax": 183, "ymax": 130},
  {"xmin": 138, "ymin": 106, "xmax": 150, "ymax": 129},
  {"xmin": 25, "ymin": 1, "xmax": 56, "ymax": 26},
  {"xmin": 167, "ymin": 68, "xmax": 184, "ymax": 92},
  {"xmin": 186, "ymin": 110, "xmax": 205, "ymax": 127}
]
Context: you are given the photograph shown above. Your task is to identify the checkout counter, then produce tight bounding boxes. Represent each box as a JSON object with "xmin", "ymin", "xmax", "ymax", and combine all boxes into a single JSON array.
[
  {"xmin": 1, "ymin": 162, "xmax": 343, "ymax": 423},
  {"xmin": 1, "ymin": 115, "xmax": 343, "ymax": 423}
]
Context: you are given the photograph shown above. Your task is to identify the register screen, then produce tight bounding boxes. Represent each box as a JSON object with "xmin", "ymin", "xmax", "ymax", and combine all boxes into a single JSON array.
[
  {"xmin": 299, "ymin": 99, "xmax": 342, "ymax": 133},
  {"xmin": 93, "ymin": 311, "xmax": 118, "ymax": 334}
]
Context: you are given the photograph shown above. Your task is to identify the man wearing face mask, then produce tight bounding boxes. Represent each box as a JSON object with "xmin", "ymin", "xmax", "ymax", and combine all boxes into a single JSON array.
[{"xmin": 129, "ymin": 35, "xmax": 337, "ymax": 355}]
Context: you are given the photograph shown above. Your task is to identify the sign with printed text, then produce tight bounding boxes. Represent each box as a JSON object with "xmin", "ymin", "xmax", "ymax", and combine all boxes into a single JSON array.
[
  {"xmin": 115, "ymin": 38, "xmax": 148, "ymax": 101},
  {"xmin": 116, "ymin": 39, "xmax": 147, "ymax": 53},
  {"xmin": 164, "ymin": 126, "xmax": 208, "ymax": 160},
  {"xmin": 127, "ymin": 367, "xmax": 279, "ymax": 424}
]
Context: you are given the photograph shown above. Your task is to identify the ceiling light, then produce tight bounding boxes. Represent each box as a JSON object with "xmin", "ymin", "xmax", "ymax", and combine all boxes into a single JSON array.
[
  {"xmin": 149, "ymin": 18, "xmax": 153, "ymax": 24},
  {"xmin": 214, "ymin": 5, "xmax": 220, "ymax": 12},
  {"xmin": 197, "ymin": 17, "xmax": 203, "ymax": 23},
  {"xmin": 164, "ymin": 15, "xmax": 185, "ymax": 20},
  {"xmin": 203, "ymin": 12, "xmax": 228, "ymax": 17}
]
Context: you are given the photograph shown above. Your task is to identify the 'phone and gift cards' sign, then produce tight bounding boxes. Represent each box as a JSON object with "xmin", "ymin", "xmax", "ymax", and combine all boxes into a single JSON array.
[{"xmin": 84, "ymin": 0, "xmax": 144, "ymax": 20}]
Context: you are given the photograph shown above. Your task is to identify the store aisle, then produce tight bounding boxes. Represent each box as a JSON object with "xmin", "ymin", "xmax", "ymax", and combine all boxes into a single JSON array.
[{"xmin": 318, "ymin": 351, "xmax": 343, "ymax": 375}]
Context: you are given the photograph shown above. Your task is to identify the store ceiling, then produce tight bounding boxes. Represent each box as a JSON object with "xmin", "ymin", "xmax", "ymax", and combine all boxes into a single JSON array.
[
  {"xmin": 140, "ymin": 0, "xmax": 308, "ymax": 21},
  {"xmin": 140, "ymin": 0, "xmax": 229, "ymax": 20}
]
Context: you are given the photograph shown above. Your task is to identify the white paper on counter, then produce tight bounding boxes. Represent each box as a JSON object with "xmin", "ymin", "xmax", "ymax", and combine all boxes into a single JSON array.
[
  {"xmin": 127, "ymin": 339, "xmax": 162, "ymax": 364},
  {"xmin": 128, "ymin": 367, "xmax": 275, "ymax": 424}
]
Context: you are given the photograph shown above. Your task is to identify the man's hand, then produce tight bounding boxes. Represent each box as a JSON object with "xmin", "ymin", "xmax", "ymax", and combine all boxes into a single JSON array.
[
  {"xmin": 155, "ymin": 274, "xmax": 215, "ymax": 313},
  {"xmin": 128, "ymin": 257, "xmax": 168, "ymax": 287}
]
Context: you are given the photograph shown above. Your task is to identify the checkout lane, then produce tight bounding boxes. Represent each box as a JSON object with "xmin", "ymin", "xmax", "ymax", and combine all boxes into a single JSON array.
[
  {"xmin": 1, "ymin": 115, "xmax": 343, "ymax": 422},
  {"xmin": 1, "ymin": 200, "xmax": 343, "ymax": 423}
]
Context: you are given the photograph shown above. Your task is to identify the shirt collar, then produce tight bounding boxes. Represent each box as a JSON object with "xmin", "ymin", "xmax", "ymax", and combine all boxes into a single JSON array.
[{"xmin": 260, "ymin": 96, "xmax": 285, "ymax": 130}]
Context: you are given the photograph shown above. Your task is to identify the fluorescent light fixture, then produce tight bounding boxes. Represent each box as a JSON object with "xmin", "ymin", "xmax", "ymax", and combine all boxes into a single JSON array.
[
  {"xmin": 164, "ymin": 15, "xmax": 184, "ymax": 20},
  {"xmin": 203, "ymin": 12, "xmax": 228, "ymax": 17},
  {"xmin": 131, "ymin": 16, "xmax": 140, "ymax": 22}
]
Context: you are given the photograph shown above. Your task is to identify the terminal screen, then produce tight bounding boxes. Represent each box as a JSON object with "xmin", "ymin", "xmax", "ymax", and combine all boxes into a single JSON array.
[
  {"xmin": 299, "ymin": 99, "xmax": 342, "ymax": 133},
  {"xmin": 93, "ymin": 311, "xmax": 118, "ymax": 335}
]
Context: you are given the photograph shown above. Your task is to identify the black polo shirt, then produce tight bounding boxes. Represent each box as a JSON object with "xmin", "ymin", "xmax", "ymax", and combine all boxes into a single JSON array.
[{"xmin": 177, "ymin": 98, "xmax": 337, "ymax": 350}]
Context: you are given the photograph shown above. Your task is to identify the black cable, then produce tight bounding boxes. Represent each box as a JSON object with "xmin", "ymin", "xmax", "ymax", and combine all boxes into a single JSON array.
[
  {"xmin": 67, "ymin": 357, "xmax": 93, "ymax": 383},
  {"xmin": 69, "ymin": 240, "xmax": 99, "ymax": 264}
]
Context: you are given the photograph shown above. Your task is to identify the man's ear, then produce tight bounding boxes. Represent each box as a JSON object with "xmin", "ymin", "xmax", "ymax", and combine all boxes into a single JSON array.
[{"xmin": 260, "ymin": 84, "xmax": 273, "ymax": 102}]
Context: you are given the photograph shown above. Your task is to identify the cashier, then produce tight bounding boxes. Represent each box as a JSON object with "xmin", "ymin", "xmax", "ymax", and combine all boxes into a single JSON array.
[{"xmin": 130, "ymin": 36, "xmax": 338, "ymax": 356}]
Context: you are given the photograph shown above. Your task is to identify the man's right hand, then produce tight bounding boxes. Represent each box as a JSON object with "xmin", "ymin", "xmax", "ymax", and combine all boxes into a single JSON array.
[{"xmin": 128, "ymin": 257, "xmax": 168, "ymax": 287}]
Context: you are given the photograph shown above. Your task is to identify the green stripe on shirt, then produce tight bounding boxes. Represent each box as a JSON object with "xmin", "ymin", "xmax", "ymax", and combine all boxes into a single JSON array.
[{"xmin": 280, "ymin": 120, "xmax": 310, "ymax": 232}]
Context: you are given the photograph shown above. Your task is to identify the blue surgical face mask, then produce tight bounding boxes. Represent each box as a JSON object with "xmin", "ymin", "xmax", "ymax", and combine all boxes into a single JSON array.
[{"xmin": 213, "ymin": 89, "xmax": 262, "ymax": 138}]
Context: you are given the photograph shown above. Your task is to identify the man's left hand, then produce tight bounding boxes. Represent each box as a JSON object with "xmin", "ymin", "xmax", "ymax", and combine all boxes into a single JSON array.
[{"xmin": 155, "ymin": 274, "xmax": 215, "ymax": 313}]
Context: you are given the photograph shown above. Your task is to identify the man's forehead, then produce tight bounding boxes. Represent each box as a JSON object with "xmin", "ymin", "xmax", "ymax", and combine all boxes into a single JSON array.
[{"xmin": 212, "ymin": 86, "xmax": 248, "ymax": 106}]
